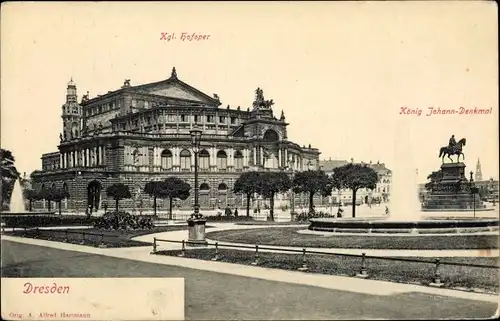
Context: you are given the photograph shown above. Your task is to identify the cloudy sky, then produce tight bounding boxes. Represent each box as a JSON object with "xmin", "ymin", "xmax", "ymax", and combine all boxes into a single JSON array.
[{"xmin": 1, "ymin": 1, "xmax": 498, "ymax": 183}]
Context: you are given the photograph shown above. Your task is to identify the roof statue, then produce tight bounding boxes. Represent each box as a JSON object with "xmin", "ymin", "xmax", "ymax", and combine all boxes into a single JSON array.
[
  {"xmin": 171, "ymin": 67, "xmax": 177, "ymax": 79},
  {"xmin": 213, "ymin": 93, "xmax": 220, "ymax": 101},
  {"xmin": 252, "ymin": 87, "xmax": 274, "ymax": 109}
]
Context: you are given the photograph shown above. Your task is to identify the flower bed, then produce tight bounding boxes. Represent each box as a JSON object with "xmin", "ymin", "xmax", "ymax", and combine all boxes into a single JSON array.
[{"xmin": 1, "ymin": 214, "xmax": 97, "ymax": 228}]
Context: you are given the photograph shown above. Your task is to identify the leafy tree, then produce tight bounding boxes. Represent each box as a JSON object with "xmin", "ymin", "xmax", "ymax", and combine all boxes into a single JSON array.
[
  {"xmin": 1, "ymin": 149, "xmax": 20, "ymax": 207},
  {"xmin": 144, "ymin": 181, "xmax": 165, "ymax": 217},
  {"xmin": 256, "ymin": 172, "xmax": 291, "ymax": 221},
  {"xmin": 106, "ymin": 183, "xmax": 132, "ymax": 212},
  {"xmin": 37, "ymin": 188, "xmax": 53, "ymax": 212},
  {"xmin": 46, "ymin": 187, "xmax": 70, "ymax": 215},
  {"xmin": 292, "ymin": 170, "xmax": 333, "ymax": 214},
  {"xmin": 162, "ymin": 177, "xmax": 191, "ymax": 220},
  {"xmin": 331, "ymin": 163, "xmax": 378, "ymax": 218},
  {"xmin": 24, "ymin": 189, "xmax": 39, "ymax": 212},
  {"xmin": 233, "ymin": 171, "xmax": 261, "ymax": 217}
]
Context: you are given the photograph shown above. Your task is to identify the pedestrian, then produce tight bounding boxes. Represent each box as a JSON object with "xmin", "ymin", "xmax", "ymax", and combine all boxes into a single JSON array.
[{"xmin": 234, "ymin": 207, "xmax": 239, "ymax": 217}]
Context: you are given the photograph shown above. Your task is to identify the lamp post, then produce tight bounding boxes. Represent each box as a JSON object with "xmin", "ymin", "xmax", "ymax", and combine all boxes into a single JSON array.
[
  {"xmin": 190, "ymin": 126, "xmax": 203, "ymax": 218},
  {"xmin": 186, "ymin": 125, "xmax": 208, "ymax": 246},
  {"xmin": 470, "ymin": 171, "xmax": 479, "ymax": 218}
]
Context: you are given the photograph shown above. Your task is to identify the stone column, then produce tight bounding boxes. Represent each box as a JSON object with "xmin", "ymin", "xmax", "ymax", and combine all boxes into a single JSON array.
[
  {"xmin": 278, "ymin": 149, "xmax": 282, "ymax": 168},
  {"xmin": 228, "ymin": 148, "xmax": 233, "ymax": 167},
  {"xmin": 260, "ymin": 146, "xmax": 264, "ymax": 166},
  {"xmin": 253, "ymin": 146, "xmax": 257, "ymax": 166},
  {"xmin": 102, "ymin": 146, "xmax": 106, "ymax": 164}
]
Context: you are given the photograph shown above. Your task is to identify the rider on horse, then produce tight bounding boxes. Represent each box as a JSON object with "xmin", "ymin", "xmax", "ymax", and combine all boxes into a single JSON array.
[{"xmin": 448, "ymin": 135, "xmax": 456, "ymax": 152}]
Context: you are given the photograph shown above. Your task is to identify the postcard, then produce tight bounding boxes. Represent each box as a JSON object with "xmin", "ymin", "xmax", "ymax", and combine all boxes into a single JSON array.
[{"xmin": 1, "ymin": 1, "xmax": 498, "ymax": 320}]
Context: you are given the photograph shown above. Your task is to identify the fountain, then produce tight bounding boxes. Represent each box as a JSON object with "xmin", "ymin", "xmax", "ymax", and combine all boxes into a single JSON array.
[
  {"xmin": 9, "ymin": 178, "xmax": 26, "ymax": 213},
  {"xmin": 387, "ymin": 119, "xmax": 422, "ymax": 221},
  {"xmin": 308, "ymin": 121, "xmax": 499, "ymax": 234}
]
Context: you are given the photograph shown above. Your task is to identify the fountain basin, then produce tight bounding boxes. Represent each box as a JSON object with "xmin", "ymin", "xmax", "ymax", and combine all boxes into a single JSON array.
[{"xmin": 309, "ymin": 217, "xmax": 499, "ymax": 234}]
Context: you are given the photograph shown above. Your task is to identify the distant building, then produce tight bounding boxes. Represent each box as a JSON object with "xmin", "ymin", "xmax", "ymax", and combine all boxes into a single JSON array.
[
  {"xmin": 475, "ymin": 158, "xmax": 483, "ymax": 181},
  {"xmin": 319, "ymin": 158, "xmax": 392, "ymax": 205}
]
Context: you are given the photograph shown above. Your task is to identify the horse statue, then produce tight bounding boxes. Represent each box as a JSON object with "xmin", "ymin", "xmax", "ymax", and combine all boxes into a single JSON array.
[{"xmin": 438, "ymin": 138, "xmax": 466, "ymax": 163}]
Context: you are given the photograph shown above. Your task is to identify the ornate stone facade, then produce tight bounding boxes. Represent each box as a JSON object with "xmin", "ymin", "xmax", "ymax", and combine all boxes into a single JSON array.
[{"xmin": 31, "ymin": 68, "xmax": 321, "ymax": 213}]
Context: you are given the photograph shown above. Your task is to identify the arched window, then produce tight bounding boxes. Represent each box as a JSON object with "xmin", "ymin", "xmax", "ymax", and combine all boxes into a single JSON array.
[
  {"xmin": 218, "ymin": 183, "xmax": 228, "ymax": 191},
  {"xmin": 200, "ymin": 183, "xmax": 210, "ymax": 192},
  {"xmin": 161, "ymin": 149, "xmax": 173, "ymax": 170},
  {"xmin": 199, "ymin": 149, "xmax": 210, "ymax": 170},
  {"xmin": 217, "ymin": 150, "xmax": 227, "ymax": 170},
  {"xmin": 234, "ymin": 150, "xmax": 243, "ymax": 170},
  {"xmin": 263, "ymin": 129, "xmax": 279, "ymax": 142},
  {"xmin": 180, "ymin": 149, "xmax": 191, "ymax": 170}
]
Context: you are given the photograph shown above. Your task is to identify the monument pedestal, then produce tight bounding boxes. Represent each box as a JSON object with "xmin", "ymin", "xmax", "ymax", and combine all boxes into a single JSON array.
[
  {"xmin": 423, "ymin": 162, "xmax": 485, "ymax": 211},
  {"xmin": 187, "ymin": 217, "xmax": 208, "ymax": 246}
]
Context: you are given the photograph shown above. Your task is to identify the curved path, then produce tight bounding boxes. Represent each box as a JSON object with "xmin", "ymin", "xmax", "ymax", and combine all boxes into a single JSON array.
[{"xmin": 132, "ymin": 223, "xmax": 500, "ymax": 257}]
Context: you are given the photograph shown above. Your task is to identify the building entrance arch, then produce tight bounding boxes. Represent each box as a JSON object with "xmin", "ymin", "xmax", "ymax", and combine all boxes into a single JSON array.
[{"xmin": 87, "ymin": 180, "xmax": 102, "ymax": 212}]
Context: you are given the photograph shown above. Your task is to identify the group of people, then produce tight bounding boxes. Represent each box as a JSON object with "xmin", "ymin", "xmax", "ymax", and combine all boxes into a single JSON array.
[{"xmin": 217, "ymin": 206, "xmax": 239, "ymax": 217}]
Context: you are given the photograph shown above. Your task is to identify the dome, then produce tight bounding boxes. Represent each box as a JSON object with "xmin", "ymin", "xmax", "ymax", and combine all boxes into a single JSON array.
[{"xmin": 67, "ymin": 77, "xmax": 76, "ymax": 87}]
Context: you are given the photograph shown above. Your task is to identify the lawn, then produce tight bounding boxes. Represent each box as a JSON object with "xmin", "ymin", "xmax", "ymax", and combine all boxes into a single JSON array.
[
  {"xmin": 156, "ymin": 248, "xmax": 499, "ymax": 293},
  {"xmin": 206, "ymin": 227, "xmax": 499, "ymax": 249},
  {"xmin": 5, "ymin": 225, "xmax": 203, "ymax": 248}
]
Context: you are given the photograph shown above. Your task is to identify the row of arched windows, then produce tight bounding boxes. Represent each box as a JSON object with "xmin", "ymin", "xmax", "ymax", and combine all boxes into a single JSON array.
[
  {"xmin": 199, "ymin": 182, "xmax": 228, "ymax": 191},
  {"xmin": 161, "ymin": 149, "xmax": 244, "ymax": 170}
]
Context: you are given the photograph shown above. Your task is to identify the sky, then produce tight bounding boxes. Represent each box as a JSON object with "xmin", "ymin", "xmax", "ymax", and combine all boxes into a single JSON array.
[{"xmin": 1, "ymin": 1, "xmax": 498, "ymax": 184}]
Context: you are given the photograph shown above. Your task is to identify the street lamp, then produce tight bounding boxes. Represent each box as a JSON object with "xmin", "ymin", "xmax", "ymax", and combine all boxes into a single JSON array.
[
  {"xmin": 470, "ymin": 171, "xmax": 479, "ymax": 218},
  {"xmin": 190, "ymin": 125, "xmax": 203, "ymax": 218}
]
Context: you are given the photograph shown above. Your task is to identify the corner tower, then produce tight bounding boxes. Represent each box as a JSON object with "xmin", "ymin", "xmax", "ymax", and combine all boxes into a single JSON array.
[{"xmin": 61, "ymin": 78, "xmax": 82, "ymax": 139}]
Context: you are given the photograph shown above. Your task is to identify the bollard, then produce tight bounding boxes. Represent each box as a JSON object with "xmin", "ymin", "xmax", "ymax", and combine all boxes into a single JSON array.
[
  {"xmin": 80, "ymin": 232, "xmax": 85, "ymax": 245},
  {"xmin": 297, "ymin": 248, "xmax": 309, "ymax": 271},
  {"xmin": 35, "ymin": 228, "xmax": 40, "ymax": 239},
  {"xmin": 356, "ymin": 253, "xmax": 369, "ymax": 278},
  {"xmin": 251, "ymin": 245, "xmax": 260, "ymax": 265},
  {"xmin": 212, "ymin": 242, "xmax": 220, "ymax": 261},
  {"xmin": 430, "ymin": 258, "xmax": 444, "ymax": 287},
  {"xmin": 23, "ymin": 227, "xmax": 27, "ymax": 237},
  {"xmin": 63, "ymin": 230, "xmax": 69, "ymax": 243},
  {"xmin": 151, "ymin": 237, "xmax": 157, "ymax": 254},
  {"xmin": 98, "ymin": 234, "xmax": 107, "ymax": 248},
  {"xmin": 178, "ymin": 240, "xmax": 186, "ymax": 257}
]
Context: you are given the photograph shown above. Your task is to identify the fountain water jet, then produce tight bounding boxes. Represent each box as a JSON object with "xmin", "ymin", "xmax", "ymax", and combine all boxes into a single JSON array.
[
  {"xmin": 8, "ymin": 178, "xmax": 26, "ymax": 213},
  {"xmin": 388, "ymin": 119, "xmax": 422, "ymax": 221}
]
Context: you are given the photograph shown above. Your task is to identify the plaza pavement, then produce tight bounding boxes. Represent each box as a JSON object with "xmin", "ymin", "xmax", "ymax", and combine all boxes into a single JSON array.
[
  {"xmin": 2, "ymin": 240, "xmax": 498, "ymax": 320},
  {"xmin": 1, "ymin": 222, "xmax": 499, "ymax": 304},
  {"xmin": 132, "ymin": 222, "xmax": 500, "ymax": 258}
]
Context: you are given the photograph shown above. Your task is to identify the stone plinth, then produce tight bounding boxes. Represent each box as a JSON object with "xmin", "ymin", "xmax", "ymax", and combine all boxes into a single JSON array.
[
  {"xmin": 422, "ymin": 162, "xmax": 486, "ymax": 211},
  {"xmin": 187, "ymin": 217, "xmax": 208, "ymax": 246}
]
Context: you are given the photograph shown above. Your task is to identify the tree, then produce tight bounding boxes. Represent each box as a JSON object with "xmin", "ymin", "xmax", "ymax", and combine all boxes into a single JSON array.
[
  {"xmin": 162, "ymin": 177, "xmax": 191, "ymax": 220},
  {"xmin": 256, "ymin": 172, "xmax": 291, "ymax": 221},
  {"xmin": 24, "ymin": 189, "xmax": 39, "ymax": 212},
  {"xmin": 46, "ymin": 187, "xmax": 70, "ymax": 215},
  {"xmin": 1, "ymin": 149, "xmax": 20, "ymax": 207},
  {"xmin": 144, "ymin": 181, "xmax": 165, "ymax": 217},
  {"xmin": 332, "ymin": 164, "xmax": 378, "ymax": 218},
  {"xmin": 37, "ymin": 188, "xmax": 53, "ymax": 212},
  {"xmin": 233, "ymin": 171, "xmax": 261, "ymax": 217},
  {"xmin": 106, "ymin": 183, "xmax": 132, "ymax": 212},
  {"xmin": 330, "ymin": 170, "xmax": 345, "ymax": 206},
  {"xmin": 292, "ymin": 170, "xmax": 333, "ymax": 214}
]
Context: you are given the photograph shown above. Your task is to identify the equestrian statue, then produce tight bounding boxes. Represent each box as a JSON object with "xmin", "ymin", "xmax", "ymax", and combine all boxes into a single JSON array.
[{"xmin": 438, "ymin": 135, "xmax": 466, "ymax": 163}]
